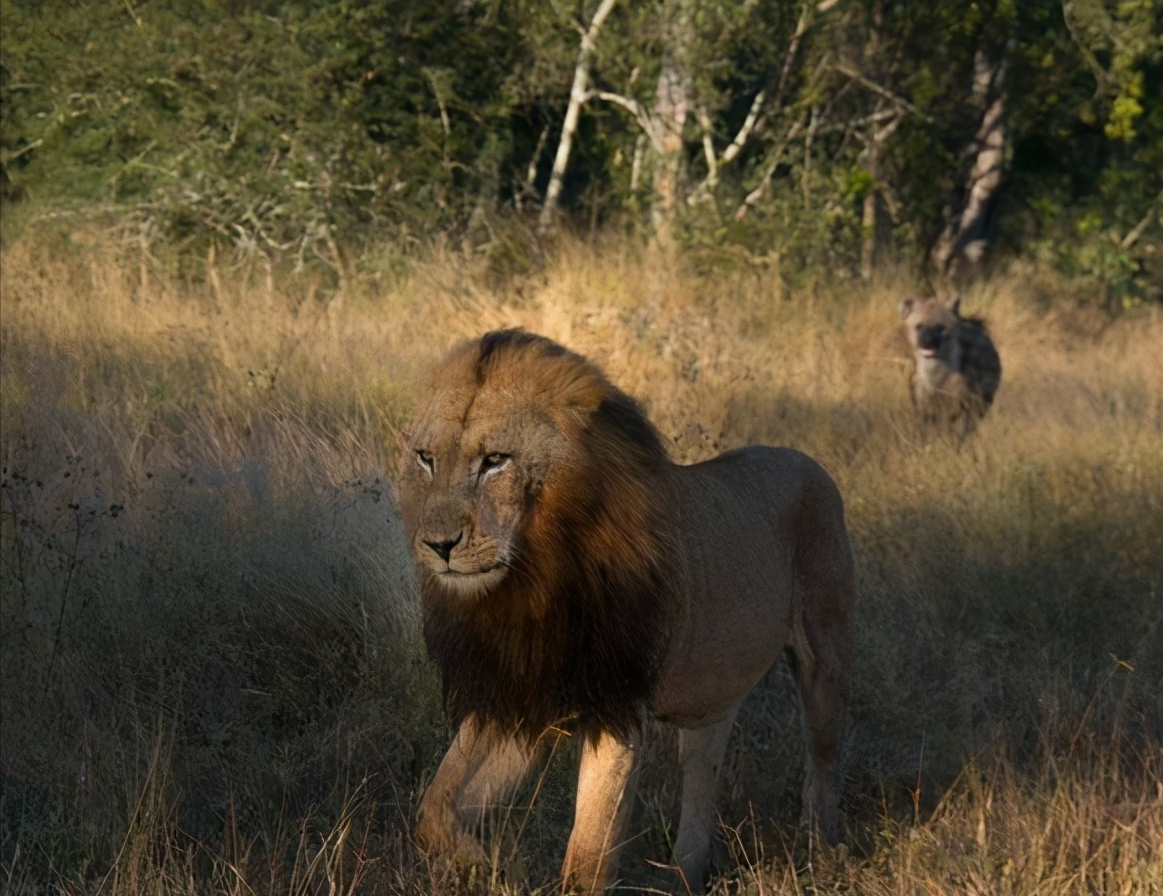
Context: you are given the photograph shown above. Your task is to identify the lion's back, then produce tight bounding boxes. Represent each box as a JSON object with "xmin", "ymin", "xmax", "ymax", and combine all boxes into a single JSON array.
[
  {"xmin": 678, "ymin": 446, "xmax": 842, "ymax": 522},
  {"xmin": 667, "ymin": 445, "xmax": 848, "ymax": 603}
]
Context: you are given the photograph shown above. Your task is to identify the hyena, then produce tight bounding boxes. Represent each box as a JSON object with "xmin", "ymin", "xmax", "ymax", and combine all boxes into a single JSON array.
[{"xmin": 900, "ymin": 296, "xmax": 1001, "ymax": 438}]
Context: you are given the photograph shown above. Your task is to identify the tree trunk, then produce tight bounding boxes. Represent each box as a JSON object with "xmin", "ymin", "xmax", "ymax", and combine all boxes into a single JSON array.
[
  {"xmin": 931, "ymin": 51, "xmax": 1008, "ymax": 277},
  {"xmin": 859, "ymin": 181, "xmax": 879, "ymax": 282},
  {"xmin": 644, "ymin": 0, "xmax": 695, "ymax": 247},
  {"xmin": 648, "ymin": 56, "xmax": 692, "ymax": 246},
  {"xmin": 859, "ymin": 108, "xmax": 904, "ymax": 281}
]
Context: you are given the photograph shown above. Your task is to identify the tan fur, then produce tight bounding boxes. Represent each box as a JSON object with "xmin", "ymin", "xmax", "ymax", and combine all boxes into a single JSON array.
[
  {"xmin": 900, "ymin": 296, "xmax": 1002, "ymax": 438},
  {"xmin": 398, "ymin": 330, "xmax": 856, "ymax": 892}
]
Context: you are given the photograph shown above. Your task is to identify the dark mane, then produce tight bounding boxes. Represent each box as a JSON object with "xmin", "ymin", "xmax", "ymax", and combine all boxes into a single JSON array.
[
  {"xmin": 474, "ymin": 328, "xmax": 565, "ymax": 383},
  {"xmin": 421, "ymin": 330, "xmax": 675, "ymax": 744}
]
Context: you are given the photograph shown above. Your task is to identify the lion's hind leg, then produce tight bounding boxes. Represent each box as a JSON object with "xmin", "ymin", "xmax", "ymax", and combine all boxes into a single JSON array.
[
  {"xmin": 673, "ymin": 706, "xmax": 741, "ymax": 892},
  {"xmin": 789, "ymin": 536, "xmax": 855, "ymax": 845},
  {"xmin": 416, "ymin": 717, "xmax": 549, "ymax": 877},
  {"xmin": 790, "ymin": 643, "xmax": 845, "ymax": 845}
]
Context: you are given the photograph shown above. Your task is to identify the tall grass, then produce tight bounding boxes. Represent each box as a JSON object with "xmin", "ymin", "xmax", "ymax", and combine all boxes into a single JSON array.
[{"xmin": 2, "ymin": 232, "xmax": 1161, "ymax": 894}]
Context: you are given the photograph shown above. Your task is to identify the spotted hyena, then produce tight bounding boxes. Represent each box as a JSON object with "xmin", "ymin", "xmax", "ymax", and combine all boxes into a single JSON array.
[{"xmin": 900, "ymin": 296, "xmax": 1001, "ymax": 438}]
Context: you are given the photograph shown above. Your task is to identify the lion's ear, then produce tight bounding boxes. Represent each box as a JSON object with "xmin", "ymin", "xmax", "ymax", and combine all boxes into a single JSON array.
[{"xmin": 899, "ymin": 298, "xmax": 915, "ymax": 319}]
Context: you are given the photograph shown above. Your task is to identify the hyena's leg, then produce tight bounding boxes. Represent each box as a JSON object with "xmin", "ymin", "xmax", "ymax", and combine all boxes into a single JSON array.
[
  {"xmin": 416, "ymin": 716, "xmax": 549, "ymax": 868},
  {"xmin": 562, "ymin": 726, "xmax": 644, "ymax": 893},
  {"xmin": 673, "ymin": 705, "xmax": 742, "ymax": 891}
]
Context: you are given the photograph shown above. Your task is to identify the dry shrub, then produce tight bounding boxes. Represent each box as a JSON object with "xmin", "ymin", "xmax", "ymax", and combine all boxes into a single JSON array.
[{"xmin": 2, "ymin": 232, "xmax": 1161, "ymax": 894}]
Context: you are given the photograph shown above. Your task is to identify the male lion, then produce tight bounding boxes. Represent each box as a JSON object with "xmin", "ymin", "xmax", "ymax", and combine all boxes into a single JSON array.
[
  {"xmin": 900, "ymin": 296, "xmax": 1001, "ymax": 438},
  {"xmin": 399, "ymin": 330, "xmax": 855, "ymax": 892}
]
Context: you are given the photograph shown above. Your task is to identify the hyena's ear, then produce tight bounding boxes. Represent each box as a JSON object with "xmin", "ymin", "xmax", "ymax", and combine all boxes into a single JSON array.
[
  {"xmin": 950, "ymin": 296, "xmax": 962, "ymax": 317},
  {"xmin": 899, "ymin": 298, "xmax": 915, "ymax": 319}
]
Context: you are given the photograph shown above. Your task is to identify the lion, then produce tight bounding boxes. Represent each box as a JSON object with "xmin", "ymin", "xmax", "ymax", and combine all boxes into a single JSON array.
[
  {"xmin": 900, "ymin": 296, "xmax": 1001, "ymax": 438},
  {"xmin": 398, "ymin": 330, "xmax": 856, "ymax": 892}
]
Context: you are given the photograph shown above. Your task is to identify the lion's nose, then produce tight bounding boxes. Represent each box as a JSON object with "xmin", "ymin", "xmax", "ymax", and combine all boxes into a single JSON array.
[{"xmin": 423, "ymin": 533, "xmax": 463, "ymax": 564}]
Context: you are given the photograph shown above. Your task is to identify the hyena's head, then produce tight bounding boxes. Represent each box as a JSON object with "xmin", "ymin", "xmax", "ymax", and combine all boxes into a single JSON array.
[{"xmin": 900, "ymin": 297, "xmax": 962, "ymax": 362}]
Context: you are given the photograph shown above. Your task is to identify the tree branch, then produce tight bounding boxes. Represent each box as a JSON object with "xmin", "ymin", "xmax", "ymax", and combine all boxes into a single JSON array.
[
  {"xmin": 719, "ymin": 90, "xmax": 766, "ymax": 167},
  {"xmin": 539, "ymin": 0, "xmax": 621, "ymax": 232},
  {"xmin": 697, "ymin": 106, "xmax": 718, "ymax": 191},
  {"xmin": 1120, "ymin": 188, "xmax": 1163, "ymax": 251},
  {"xmin": 692, "ymin": 0, "xmax": 840, "ymax": 202},
  {"xmin": 814, "ymin": 107, "xmax": 899, "ymax": 136},
  {"xmin": 526, "ymin": 125, "xmax": 549, "ymax": 191},
  {"xmin": 587, "ymin": 89, "xmax": 653, "ymax": 135},
  {"xmin": 733, "ymin": 121, "xmax": 804, "ymax": 219},
  {"xmin": 1061, "ymin": 1, "xmax": 1114, "ymax": 99},
  {"xmin": 832, "ymin": 63, "xmax": 925, "ymax": 118},
  {"xmin": 776, "ymin": 0, "xmax": 835, "ymax": 104}
]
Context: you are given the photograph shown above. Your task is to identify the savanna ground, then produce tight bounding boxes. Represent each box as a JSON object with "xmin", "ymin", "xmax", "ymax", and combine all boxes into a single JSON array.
[{"xmin": 1, "ymin": 232, "xmax": 1161, "ymax": 895}]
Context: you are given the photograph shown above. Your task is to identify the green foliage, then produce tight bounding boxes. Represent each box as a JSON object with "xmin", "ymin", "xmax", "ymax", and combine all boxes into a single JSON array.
[
  {"xmin": 1, "ymin": 0, "xmax": 1160, "ymax": 301},
  {"xmin": 1063, "ymin": 0, "xmax": 1163, "ymax": 141},
  {"xmin": 0, "ymin": 0, "xmax": 537, "ymax": 270}
]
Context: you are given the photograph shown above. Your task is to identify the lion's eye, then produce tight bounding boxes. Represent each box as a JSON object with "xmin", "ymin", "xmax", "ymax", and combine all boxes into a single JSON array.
[
  {"xmin": 415, "ymin": 449, "xmax": 435, "ymax": 475},
  {"xmin": 478, "ymin": 453, "xmax": 510, "ymax": 477}
]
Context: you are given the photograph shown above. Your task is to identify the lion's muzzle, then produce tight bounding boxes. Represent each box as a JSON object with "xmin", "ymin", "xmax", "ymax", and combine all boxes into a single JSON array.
[{"xmin": 423, "ymin": 532, "xmax": 463, "ymax": 564}]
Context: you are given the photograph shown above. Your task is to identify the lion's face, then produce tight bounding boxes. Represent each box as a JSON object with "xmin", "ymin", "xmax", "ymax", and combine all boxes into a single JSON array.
[{"xmin": 399, "ymin": 359, "xmax": 579, "ymax": 601}]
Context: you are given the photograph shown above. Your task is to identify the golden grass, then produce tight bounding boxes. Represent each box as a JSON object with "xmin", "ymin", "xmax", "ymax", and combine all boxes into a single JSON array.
[{"xmin": 1, "ymin": 232, "xmax": 1161, "ymax": 894}]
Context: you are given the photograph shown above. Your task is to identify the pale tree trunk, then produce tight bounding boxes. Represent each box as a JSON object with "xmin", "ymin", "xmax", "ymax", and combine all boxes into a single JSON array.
[
  {"xmin": 584, "ymin": 0, "xmax": 696, "ymax": 246},
  {"xmin": 539, "ymin": 0, "xmax": 620, "ymax": 234},
  {"xmin": 931, "ymin": 50, "xmax": 1008, "ymax": 277},
  {"xmin": 648, "ymin": 49, "xmax": 693, "ymax": 246}
]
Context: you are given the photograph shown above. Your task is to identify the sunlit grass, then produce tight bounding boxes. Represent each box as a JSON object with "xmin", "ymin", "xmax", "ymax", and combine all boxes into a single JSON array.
[{"xmin": 2, "ymin": 231, "xmax": 1161, "ymax": 894}]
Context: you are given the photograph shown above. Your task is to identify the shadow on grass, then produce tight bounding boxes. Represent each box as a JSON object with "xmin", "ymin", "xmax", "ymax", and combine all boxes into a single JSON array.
[{"xmin": 1, "ymin": 336, "xmax": 444, "ymax": 892}]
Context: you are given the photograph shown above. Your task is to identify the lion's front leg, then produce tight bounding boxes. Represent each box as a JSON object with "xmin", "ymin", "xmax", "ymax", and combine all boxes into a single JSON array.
[
  {"xmin": 562, "ymin": 728, "xmax": 643, "ymax": 893},
  {"xmin": 416, "ymin": 716, "xmax": 547, "ymax": 872},
  {"xmin": 674, "ymin": 707, "xmax": 742, "ymax": 891}
]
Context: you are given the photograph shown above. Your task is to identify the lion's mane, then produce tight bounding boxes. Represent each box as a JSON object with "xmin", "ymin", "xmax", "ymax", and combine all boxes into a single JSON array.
[{"xmin": 414, "ymin": 330, "xmax": 678, "ymax": 744}]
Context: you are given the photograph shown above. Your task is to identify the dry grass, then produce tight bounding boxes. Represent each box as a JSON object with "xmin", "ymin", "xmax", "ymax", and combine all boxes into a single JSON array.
[{"xmin": 1, "ymin": 231, "xmax": 1161, "ymax": 895}]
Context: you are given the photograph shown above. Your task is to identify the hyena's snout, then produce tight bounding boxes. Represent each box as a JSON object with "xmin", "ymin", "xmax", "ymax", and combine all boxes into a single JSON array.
[{"xmin": 916, "ymin": 325, "xmax": 947, "ymax": 353}]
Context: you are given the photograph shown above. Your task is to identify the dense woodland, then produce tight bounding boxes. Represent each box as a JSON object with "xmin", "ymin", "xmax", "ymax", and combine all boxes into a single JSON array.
[{"xmin": 2, "ymin": 0, "xmax": 1161, "ymax": 300}]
